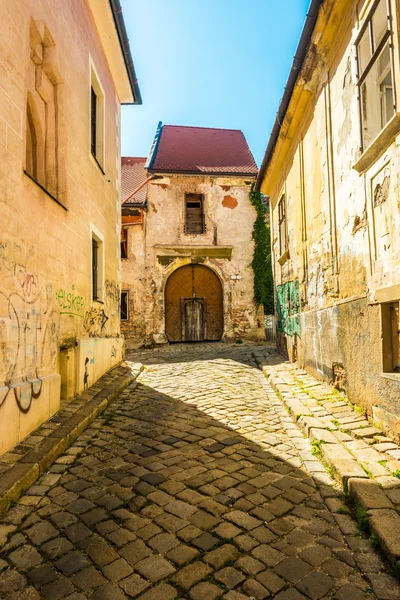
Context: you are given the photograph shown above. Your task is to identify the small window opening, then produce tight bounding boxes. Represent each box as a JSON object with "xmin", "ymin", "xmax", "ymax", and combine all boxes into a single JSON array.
[
  {"xmin": 92, "ymin": 238, "xmax": 99, "ymax": 301},
  {"xmin": 185, "ymin": 193, "xmax": 205, "ymax": 234},
  {"xmin": 278, "ymin": 194, "xmax": 287, "ymax": 257},
  {"xmin": 121, "ymin": 227, "xmax": 128, "ymax": 259},
  {"xmin": 390, "ymin": 301, "xmax": 400, "ymax": 371},
  {"xmin": 91, "ymin": 86, "xmax": 97, "ymax": 158},
  {"xmin": 121, "ymin": 291, "xmax": 128, "ymax": 321}
]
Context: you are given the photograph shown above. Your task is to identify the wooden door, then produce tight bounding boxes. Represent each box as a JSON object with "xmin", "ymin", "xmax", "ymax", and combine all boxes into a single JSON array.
[
  {"xmin": 184, "ymin": 298, "xmax": 204, "ymax": 341},
  {"xmin": 165, "ymin": 264, "xmax": 223, "ymax": 342}
]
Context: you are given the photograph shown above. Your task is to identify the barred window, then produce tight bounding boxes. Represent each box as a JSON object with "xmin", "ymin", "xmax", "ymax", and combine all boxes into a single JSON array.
[{"xmin": 185, "ymin": 194, "xmax": 205, "ymax": 234}]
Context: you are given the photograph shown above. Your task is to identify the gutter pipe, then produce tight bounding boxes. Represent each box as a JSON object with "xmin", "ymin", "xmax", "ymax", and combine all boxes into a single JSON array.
[
  {"xmin": 122, "ymin": 175, "xmax": 154, "ymax": 205},
  {"xmin": 109, "ymin": 0, "xmax": 142, "ymax": 105},
  {"xmin": 255, "ymin": 0, "xmax": 324, "ymax": 191}
]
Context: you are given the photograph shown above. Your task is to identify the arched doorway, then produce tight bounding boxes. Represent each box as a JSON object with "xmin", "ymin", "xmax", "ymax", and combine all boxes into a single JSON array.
[{"xmin": 165, "ymin": 264, "xmax": 223, "ymax": 342}]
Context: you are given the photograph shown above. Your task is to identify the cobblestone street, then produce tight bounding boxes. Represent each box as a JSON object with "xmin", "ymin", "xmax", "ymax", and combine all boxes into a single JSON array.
[{"xmin": 0, "ymin": 344, "xmax": 399, "ymax": 600}]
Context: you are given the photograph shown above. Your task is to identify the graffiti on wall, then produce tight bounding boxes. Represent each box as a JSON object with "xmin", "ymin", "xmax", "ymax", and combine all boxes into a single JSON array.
[
  {"xmin": 56, "ymin": 285, "xmax": 85, "ymax": 318},
  {"xmin": 83, "ymin": 280, "xmax": 120, "ymax": 337},
  {"xmin": 0, "ymin": 235, "xmax": 59, "ymax": 413},
  {"xmin": 277, "ymin": 279, "xmax": 301, "ymax": 337}
]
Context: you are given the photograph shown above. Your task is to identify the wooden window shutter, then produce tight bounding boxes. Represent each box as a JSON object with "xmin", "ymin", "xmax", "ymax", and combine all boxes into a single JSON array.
[
  {"xmin": 91, "ymin": 87, "xmax": 97, "ymax": 157},
  {"xmin": 185, "ymin": 194, "xmax": 204, "ymax": 234}
]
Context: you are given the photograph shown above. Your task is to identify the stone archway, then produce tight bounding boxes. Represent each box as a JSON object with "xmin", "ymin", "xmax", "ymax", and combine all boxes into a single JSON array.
[{"xmin": 165, "ymin": 264, "xmax": 223, "ymax": 342}]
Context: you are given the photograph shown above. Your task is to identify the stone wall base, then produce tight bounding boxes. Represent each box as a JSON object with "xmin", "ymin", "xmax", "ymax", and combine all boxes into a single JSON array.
[
  {"xmin": 278, "ymin": 297, "xmax": 400, "ymax": 437},
  {"xmin": 0, "ymin": 373, "xmax": 60, "ymax": 456}
]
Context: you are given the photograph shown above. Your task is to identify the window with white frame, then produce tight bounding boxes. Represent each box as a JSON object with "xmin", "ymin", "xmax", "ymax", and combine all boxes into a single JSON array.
[
  {"xmin": 91, "ymin": 230, "xmax": 104, "ymax": 301},
  {"xmin": 356, "ymin": 0, "xmax": 395, "ymax": 150},
  {"xmin": 90, "ymin": 63, "xmax": 105, "ymax": 170}
]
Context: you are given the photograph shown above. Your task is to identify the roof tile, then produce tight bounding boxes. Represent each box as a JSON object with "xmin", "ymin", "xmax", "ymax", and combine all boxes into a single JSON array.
[{"xmin": 121, "ymin": 157, "xmax": 148, "ymax": 205}]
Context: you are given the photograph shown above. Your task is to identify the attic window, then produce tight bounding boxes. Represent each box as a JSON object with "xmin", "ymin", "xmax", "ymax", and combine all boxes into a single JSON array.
[{"xmin": 185, "ymin": 193, "xmax": 205, "ymax": 234}]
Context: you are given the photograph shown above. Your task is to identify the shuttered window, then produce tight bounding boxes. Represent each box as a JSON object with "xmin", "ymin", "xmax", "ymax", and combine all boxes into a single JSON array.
[{"xmin": 185, "ymin": 193, "xmax": 205, "ymax": 234}]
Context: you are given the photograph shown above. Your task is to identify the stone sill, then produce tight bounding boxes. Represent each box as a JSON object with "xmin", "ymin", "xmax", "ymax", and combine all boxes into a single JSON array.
[
  {"xmin": 381, "ymin": 372, "xmax": 400, "ymax": 383},
  {"xmin": 353, "ymin": 113, "xmax": 400, "ymax": 174}
]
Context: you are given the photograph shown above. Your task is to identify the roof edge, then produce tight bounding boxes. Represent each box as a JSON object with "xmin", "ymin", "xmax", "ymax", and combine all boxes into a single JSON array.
[
  {"xmin": 108, "ymin": 0, "xmax": 142, "ymax": 105},
  {"xmin": 146, "ymin": 169, "xmax": 257, "ymax": 177},
  {"xmin": 255, "ymin": 0, "xmax": 324, "ymax": 191},
  {"xmin": 145, "ymin": 121, "xmax": 163, "ymax": 170}
]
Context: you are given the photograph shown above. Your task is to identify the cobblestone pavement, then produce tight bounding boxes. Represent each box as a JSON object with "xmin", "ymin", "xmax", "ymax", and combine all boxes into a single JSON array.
[{"xmin": 1, "ymin": 344, "xmax": 399, "ymax": 600}]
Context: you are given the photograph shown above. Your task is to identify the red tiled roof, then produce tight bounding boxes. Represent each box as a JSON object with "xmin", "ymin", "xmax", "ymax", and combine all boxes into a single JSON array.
[
  {"xmin": 149, "ymin": 125, "xmax": 258, "ymax": 175},
  {"xmin": 121, "ymin": 157, "xmax": 148, "ymax": 205}
]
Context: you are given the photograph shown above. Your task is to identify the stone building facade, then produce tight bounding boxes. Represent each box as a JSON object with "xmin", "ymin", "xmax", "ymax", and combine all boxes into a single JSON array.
[
  {"xmin": 257, "ymin": 0, "xmax": 400, "ymax": 437},
  {"xmin": 0, "ymin": 0, "xmax": 141, "ymax": 455},
  {"xmin": 121, "ymin": 124, "xmax": 265, "ymax": 347}
]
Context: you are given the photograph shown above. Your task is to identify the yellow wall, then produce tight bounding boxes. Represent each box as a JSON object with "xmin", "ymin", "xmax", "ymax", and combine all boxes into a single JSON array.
[
  {"xmin": 0, "ymin": 0, "xmax": 125, "ymax": 455},
  {"xmin": 260, "ymin": 0, "xmax": 400, "ymax": 435}
]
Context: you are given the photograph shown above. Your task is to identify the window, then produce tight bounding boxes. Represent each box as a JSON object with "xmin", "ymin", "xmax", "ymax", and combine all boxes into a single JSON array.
[
  {"xmin": 121, "ymin": 227, "xmax": 128, "ymax": 259},
  {"xmin": 92, "ymin": 238, "xmax": 99, "ymax": 301},
  {"xmin": 382, "ymin": 301, "xmax": 400, "ymax": 373},
  {"xmin": 390, "ymin": 302, "xmax": 400, "ymax": 371},
  {"xmin": 121, "ymin": 291, "xmax": 128, "ymax": 321},
  {"xmin": 278, "ymin": 194, "xmax": 287, "ymax": 257},
  {"xmin": 90, "ymin": 63, "xmax": 105, "ymax": 169},
  {"xmin": 185, "ymin": 193, "xmax": 205, "ymax": 234},
  {"xmin": 356, "ymin": 0, "xmax": 395, "ymax": 150},
  {"xmin": 91, "ymin": 87, "xmax": 97, "ymax": 157},
  {"xmin": 91, "ymin": 229, "xmax": 104, "ymax": 301}
]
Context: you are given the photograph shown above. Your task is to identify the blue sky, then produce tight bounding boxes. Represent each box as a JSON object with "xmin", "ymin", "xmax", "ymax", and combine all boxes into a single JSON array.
[{"xmin": 121, "ymin": 0, "xmax": 310, "ymax": 166}]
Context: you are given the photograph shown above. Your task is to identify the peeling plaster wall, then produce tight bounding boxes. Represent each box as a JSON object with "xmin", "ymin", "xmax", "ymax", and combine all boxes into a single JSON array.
[
  {"xmin": 121, "ymin": 175, "xmax": 265, "ymax": 345},
  {"xmin": 0, "ymin": 0, "xmax": 123, "ymax": 455},
  {"xmin": 267, "ymin": 0, "xmax": 400, "ymax": 435}
]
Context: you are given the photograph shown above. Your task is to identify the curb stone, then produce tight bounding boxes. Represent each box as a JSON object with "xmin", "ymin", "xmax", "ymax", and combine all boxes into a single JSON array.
[
  {"xmin": 0, "ymin": 361, "xmax": 143, "ymax": 518},
  {"xmin": 253, "ymin": 354, "xmax": 400, "ymax": 569}
]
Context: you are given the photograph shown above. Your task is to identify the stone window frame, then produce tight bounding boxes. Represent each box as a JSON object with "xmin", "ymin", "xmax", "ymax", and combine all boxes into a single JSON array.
[
  {"xmin": 184, "ymin": 193, "xmax": 206, "ymax": 235},
  {"xmin": 353, "ymin": 0, "xmax": 400, "ymax": 173},
  {"xmin": 355, "ymin": 0, "xmax": 396, "ymax": 149},
  {"xmin": 91, "ymin": 224, "xmax": 104, "ymax": 302},
  {"xmin": 381, "ymin": 300, "xmax": 400, "ymax": 374},
  {"xmin": 89, "ymin": 58, "xmax": 105, "ymax": 173}
]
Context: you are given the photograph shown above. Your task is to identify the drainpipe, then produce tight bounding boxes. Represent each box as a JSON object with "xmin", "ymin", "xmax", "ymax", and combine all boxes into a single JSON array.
[
  {"xmin": 109, "ymin": 0, "xmax": 142, "ymax": 105},
  {"xmin": 122, "ymin": 175, "xmax": 155, "ymax": 205}
]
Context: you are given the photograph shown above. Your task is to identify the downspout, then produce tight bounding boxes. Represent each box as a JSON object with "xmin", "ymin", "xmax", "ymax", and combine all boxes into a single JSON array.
[
  {"xmin": 255, "ymin": 0, "xmax": 324, "ymax": 191},
  {"xmin": 122, "ymin": 175, "xmax": 155, "ymax": 205},
  {"xmin": 109, "ymin": 0, "xmax": 142, "ymax": 105}
]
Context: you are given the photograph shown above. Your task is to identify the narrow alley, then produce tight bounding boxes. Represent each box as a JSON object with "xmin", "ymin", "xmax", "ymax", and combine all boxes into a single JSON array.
[{"xmin": 0, "ymin": 345, "xmax": 399, "ymax": 600}]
